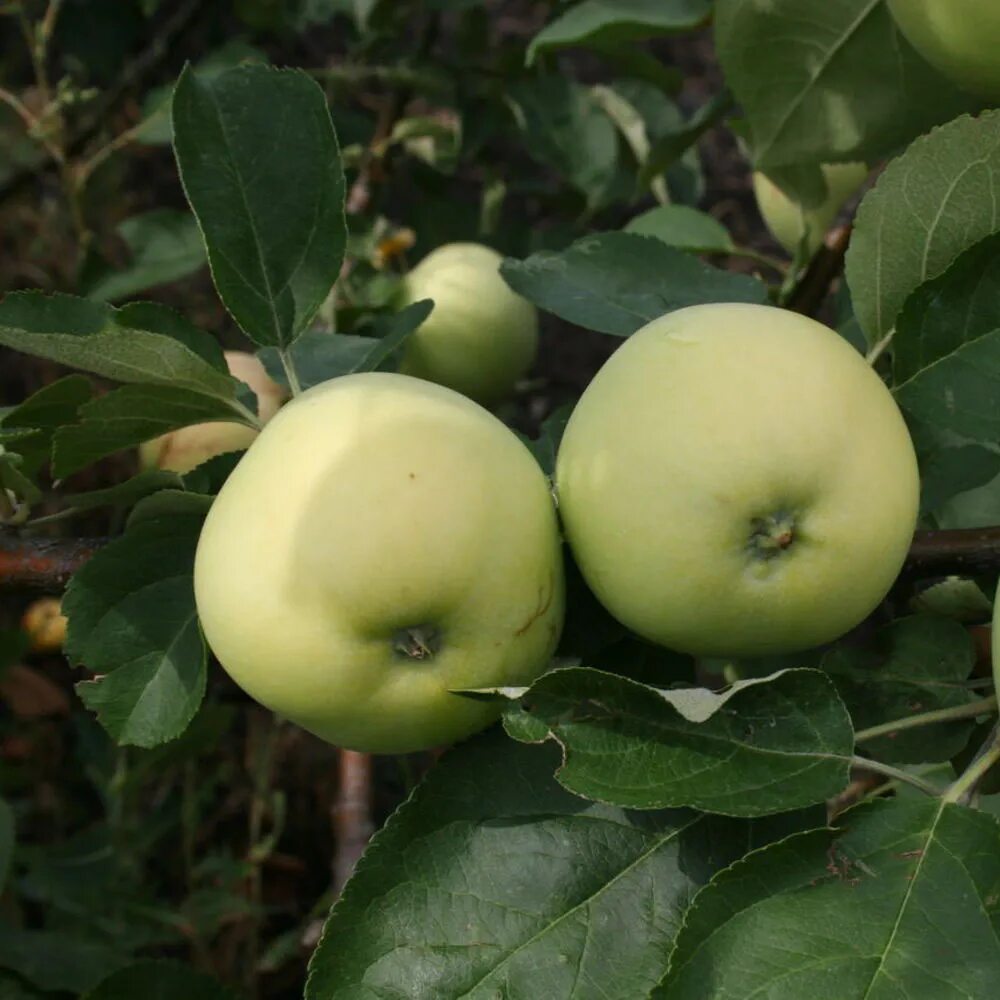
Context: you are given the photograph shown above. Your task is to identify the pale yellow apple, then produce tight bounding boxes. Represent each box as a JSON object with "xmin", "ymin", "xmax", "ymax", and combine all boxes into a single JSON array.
[
  {"xmin": 555, "ymin": 303, "xmax": 919, "ymax": 657},
  {"xmin": 753, "ymin": 163, "xmax": 868, "ymax": 257},
  {"xmin": 194, "ymin": 372, "xmax": 564, "ymax": 753},
  {"xmin": 139, "ymin": 351, "xmax": 285, "ymax": 474},
  {"xmin": 397, "ymin": 242, "xmax": 538, "ymax": 405},
  {"xmin": 889, "ymin": 0, "xmax": 1000, "ymax": 101}
]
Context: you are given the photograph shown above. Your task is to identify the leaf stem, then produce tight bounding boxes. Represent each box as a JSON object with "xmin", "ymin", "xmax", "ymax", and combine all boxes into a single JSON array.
[
  {"xmin": 279, "ymin": 350, "xmax": 303, "ymax": 397},
  {"xmin": 866, "ymin": 328, "xmax": 894, "ymax": 365},
  {"xmin": 944, "ymin": 724, "xmax": 1000, "ymax": 804},
  {"xmin": 854, "ymin": 696, "xmax": 997, "ymax": 745},
  {"xmin": 849, "ymin": 756, "xmax": 942, "ymax": 797}
]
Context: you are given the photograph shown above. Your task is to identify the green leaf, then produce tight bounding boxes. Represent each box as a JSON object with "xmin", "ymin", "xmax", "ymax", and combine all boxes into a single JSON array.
[
  {"xmin": 637, "ymin": 90, "xmax": 732, "ymax": 187},
  {"xmin": 260, "ymin": 300, "xmax": 431, "ymax": 391},
  {"xmin": 822, "ymin": 616, "xmax": 980, "ymax": 764},
  {"xmin": 528, "ymin": 0, "xmax": 710, "ymax": 63},
  {"xmin": 84, "ymin": 960, "xmax": 235, "ymax": 1000},
  {"xmin": 522, "ymin": 403, "xmax": 573, "ymax": 477},
  {"xmin": 502, "ymin": 667, "xmax": 854, "ymax": 815},
  {"xmin": 0, "ymin": 374, "xmax": 92, "ymax": 474},
  {"xmin": 0, "ymin": 931, "xmax": 129, "ymax": 995},
  {"xmin": 0, "ymin": 293, "xmax": 233, "ymax": 394},
  {"xmin": 661, "ymin": 798, "xmax": 1000, "ymax": 998},
  {"xmin": 910, "ymin": 418, "xmax": 1000, "ymax": 515},
  {"xmin": 501, "ymin": 232, "xmax": 766, "ymax": 336},
  {"xmin": 53, "ymin": 383, "xmax": 256, "ymax": 478},
  {"xmin": 172, "ymin": 64, "xmax": 346, "ymax": 347},
  {"xmin": 507, "ymin": 76, "xmax": 619, "ymax": 209},
  {"xmin": 64, "ymin": 503, "xmax": 207, "ymax": 747},
  {"xmin": 137, "ymin": 40, "xmax": 268, "ymax": 146},
  {"xmin": 624, "ymin": 204, "xmax": 734, "ymax": 253},
  {"xmin": 58, "ymin": 470, "xmax": 184, "ymax": 513},
  {"xmin": 893, "ymin": 233, "xmax": 1000, "ymax": 440},
  {"xmin": 305, "ymin": 728, "xmax": 824, "ymax": 999},
  {"xmin": 847, "ymin": 111, "xmax": 1000, "ymax": 344},
  {"xmin": 715, "ymin": 0, "xmax": 976, "ymax": 169},
  {"xmin": 85, "ymin": 209, "xmax": 207, "ymax": 302}
]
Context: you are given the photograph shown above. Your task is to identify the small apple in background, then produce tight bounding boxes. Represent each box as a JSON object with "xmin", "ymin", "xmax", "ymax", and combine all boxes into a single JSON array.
[
  {"xmin": 139, "ymin": 351, "xmax": 285, "ymax": 474},
  {"xmin": 753, "ymin": 163, "xmax": 868, "ymax": 257},
  {"xmin": 888, "ymin": 0, "xmax": 1000, "ymax": 102},
  {"xmin": 396, "ymin": 242, "xmax": 539, "ymax": 406},
  {"xmin": 22, "ymin": 597, "xmax": 67, "ymax": 653},
  {"xmin": 555, "ymin": 302, "xmax": 919, "ymax": 658},
  {"xmin": 194, "ymin": 372, "xmax": 564, "ymax": 754}
]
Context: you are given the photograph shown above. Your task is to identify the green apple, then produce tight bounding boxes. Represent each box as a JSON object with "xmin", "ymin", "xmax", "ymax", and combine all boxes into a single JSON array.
[
  {"xmin": 194, "ymin": 372, "xmax": 564, "ymax": 753},
  {"xmin": 753, "ymin": 163, "xmax": 868, "ymax": 257},
  {"xmin": 397, "ymin": 242, "xmax": 539, "ymax": 405},
  {"xmin": 555, "ymin": 303, "xmax": 919, "ymax": 658},
  {"xmin": 139, "ymin": 351, "xmax": 285, "ymax": 474},
  {"xmin": 888, "ymin": 0, "xmax": 1000, "ymax": 101}
]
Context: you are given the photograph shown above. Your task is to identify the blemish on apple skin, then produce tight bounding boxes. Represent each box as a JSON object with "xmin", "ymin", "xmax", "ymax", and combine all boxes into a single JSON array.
[
  {"xmin": 408, "ymin": 472, "xmax": 416, "ymax": 480},
  {"xmin": 514, "ymin": 573, "xmax": 555, "ymax": 637}
]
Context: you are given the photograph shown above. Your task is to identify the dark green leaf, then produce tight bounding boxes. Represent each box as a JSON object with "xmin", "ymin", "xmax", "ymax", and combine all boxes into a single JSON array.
[
  {"xmin": 523, "ymin": 403, "xmax": 573, "ymax": 477},
  {"xmin": 661, "ymin": 798, "xmax": 1000, "ymax": 998},
  {"xmin": 172, "ymin": 64, "xmax": 346, "ymax": 347},
  {"xmin": 85, "ymin": 209, "xmax": 207, "ymax": 303},
  {"xmin": 53, "ymin": 383, "xmax": 255, "ymax": 478},
  {"xmin": 848, "ymin": 111, "xmax": 1000, "ymax": 344},
  {"xmin": 261, "ymin": 300, "xmax": 431, "ymax": 391},
  {"xmin": 822, "ymin": 616, "xmax": 980, "ymax": 763},
  {"xmin": 84, "ymin": 960, "xmax": 235, "ymax": 1000},
  {"xmin": 502, "ymin": 667, "xmax": 854, "ymax": 815},
  {"xmin": 65, "ymin": 504, "xmax": 207, "ymax": 747},
  {"xmin": 501, "ymin": 232, "xmax": 766, "ymax": 336},
  {"xmin": 715, "ymin": 0, "xmax": 976, "ymax": 169},
  {"xmin": 58, "ymin": 470, "xmax": 185, "ymax": 513},
  {"xmin": 624, "ymin": 204, "xmax": 734, "ymax": 253},
  {"xmin": 507, "ymin": 77, "xmax": 619, "ymax": 209},
  {"xmin": 0, "ymin": 373, "xmax": 92, "ymax": 475},
  {"xmin": 894, "ymin": 233, "xmax": 1000, "ymax": 441},
  {"xmin": 306, "ymin": 728, "xmax": 824, "ymax": 999},
  {"xmin": 529, "ymin": 0, "xmax": 709, "ymax": 63},
  {"xmin": 0, "ymin": 931, "xmax": 128, "ymax": 995},
  {"xmin": 0, "ymin": 293, "xmax": 233, "ymax": 394},
  {"xmin": 638, "ymin": 90, "xmax": 732, "ymax": 186}
]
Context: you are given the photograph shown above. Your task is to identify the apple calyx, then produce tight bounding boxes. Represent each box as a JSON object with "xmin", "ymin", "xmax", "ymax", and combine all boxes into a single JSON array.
[
  {"xmin": 393, "ymin": 625, "xmax": 442, "ymax": 661},
  {"xmin": 747, "ymin": 511, "xmax": 797, "ymax": 560}
]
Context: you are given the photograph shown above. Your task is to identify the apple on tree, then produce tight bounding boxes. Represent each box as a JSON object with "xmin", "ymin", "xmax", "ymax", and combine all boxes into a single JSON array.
[
  {"xmin": 753, "ymin": 163, "xmax": 868, "ymax": 258},
  {"xmin": 194, "ymin": 372, "xmax": 564, "ymax": 754},
  {"xmin": 888, "ymin": 0, "xmax": 1000, "ymax": 102},
  {"xmin": 139, "ymin": 350, "xmax": 285, "ymax": 474},
  {"xmin": 555, "ymin": 303, "xmax": 919, "ymax": 658},
  {"xmin": 396, "ymin": 242, "xmax": 539, "ymax": 406}
]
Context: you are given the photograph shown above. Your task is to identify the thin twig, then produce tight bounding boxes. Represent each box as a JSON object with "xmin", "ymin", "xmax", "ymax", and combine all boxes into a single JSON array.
[
  {"xmin": 854, "ymin": 696, "xmax": 997, "ymax": 745},
  {"xmin": 944, "ymin": 723, "xmax": 1000, "ymax": 805},
  {"xmin": 331, "ymin": 750, "xmax": 374, "ymax": 894},
  {"xmin": 850, "ymin": 756, "xmax": 942, "ymax": 797},
  {"xmin": 786, "ymin": 223, "xmax": 853, "ymax": 316}
]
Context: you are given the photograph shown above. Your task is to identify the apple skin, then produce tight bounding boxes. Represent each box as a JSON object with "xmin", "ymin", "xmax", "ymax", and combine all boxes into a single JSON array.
[
  {"xmin": 194, "ymin": 372, "xmax": 564, "ymax": 753},
  {"xmin": 753, "ymin": 163, "xmax": 868, "ymax": 257},
  {"xmin": 555, "ymin": 303, "xmax": 919, "ymax": 658},
  {"xmin": 397, "ymin": 242, "xmax": 539, "ymax": 405},
  {"xmin": 139, "ymin": 351, "xmax": 285, "ymax": 474},
  {"xmin": 888, "ymin": 0, "xmax": 1000, "ymax": 101}
]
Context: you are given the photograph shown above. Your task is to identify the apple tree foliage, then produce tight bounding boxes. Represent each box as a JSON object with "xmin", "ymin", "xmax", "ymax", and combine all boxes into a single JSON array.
[{"xmin": 1, "ymin": 0, "xmax": 1000, "ymax": 996}]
